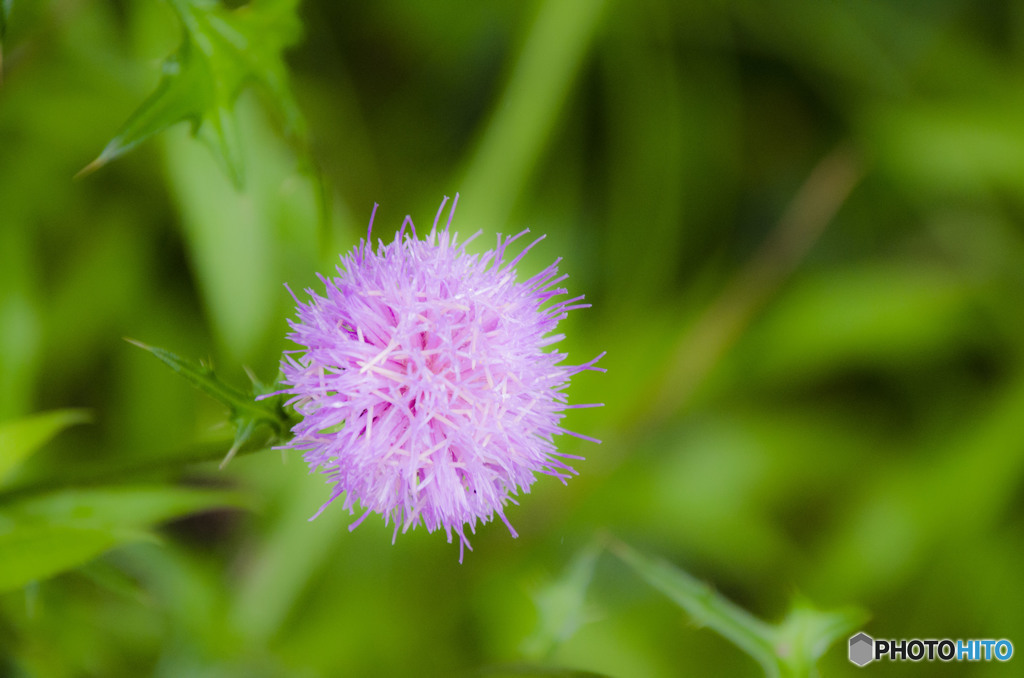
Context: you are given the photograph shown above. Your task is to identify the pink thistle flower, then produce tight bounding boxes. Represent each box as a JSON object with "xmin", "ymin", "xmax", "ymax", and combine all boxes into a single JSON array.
[{"xmin": 273, "ymin": 195, "xmax": 604, "ymax": 561}]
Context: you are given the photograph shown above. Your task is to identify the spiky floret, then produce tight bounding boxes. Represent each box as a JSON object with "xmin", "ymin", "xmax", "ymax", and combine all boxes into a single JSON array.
[{"xmin": 273, "ymin": 195, "xmax": 604, "ymax": 560}]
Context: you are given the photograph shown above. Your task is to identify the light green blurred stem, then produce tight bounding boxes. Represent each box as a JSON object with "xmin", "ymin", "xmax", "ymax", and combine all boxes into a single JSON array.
[
  {"xmin": 643, "ymin": 146, "xmax": 863, "ymax": 426},
  {"xmin": 610, "ymin": 539, "xmax": 780, "ymax": 675},
  {"xmin": 459, "ymin": 0, "xmax": 608, "ymax": 228},
  {"xmin": 609, "ymin": 538, "xmax": 863, "ymax": 678}
]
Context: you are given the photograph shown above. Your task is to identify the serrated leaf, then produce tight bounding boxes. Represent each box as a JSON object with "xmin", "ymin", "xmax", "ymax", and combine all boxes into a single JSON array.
[
  {"xmin": 127, "ymin": 339, "xmax": 289, "ymax": 444},
  {"xmin": 0, "ymin": 409, "xmax": 91, "ymax": 485},
  {"xmin": 80, "ymin": 0, "xmax": 305, "ymax": 187},
  {"xmin": 0, "ymin": 484, "xmax": 250, "ymax": 592}
]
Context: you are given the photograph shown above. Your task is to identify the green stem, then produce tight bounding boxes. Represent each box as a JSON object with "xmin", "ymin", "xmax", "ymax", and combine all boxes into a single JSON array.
[
  {"xmin": 608, "ymin": 537, "xmax": 864, "ymax": 678},
  {"xmin": 608, "ymin": 538, "xmax": 782, "ymax": 676},
  {"xmin": 125, "ymin": 339, "xmax": 290, "ymax": 435}
]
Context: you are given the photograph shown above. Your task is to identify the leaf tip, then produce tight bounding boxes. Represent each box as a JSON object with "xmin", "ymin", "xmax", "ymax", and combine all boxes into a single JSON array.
[
  {"xmin": 74, "ymin": 158, "xmax": 103, "ymax": 181},
  {"xmin": 75, "ymin": 137, "xmax": 129, "ymax": 181},
  {"xmin": 124, "ymin": 337, "xmax": 159, "ymax": 357}
]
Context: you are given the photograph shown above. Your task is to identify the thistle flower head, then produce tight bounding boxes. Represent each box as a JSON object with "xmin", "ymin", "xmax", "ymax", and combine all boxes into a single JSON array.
[{"xmin": 274, "ymin": 196, "xmax": 604, "ymax": 560}]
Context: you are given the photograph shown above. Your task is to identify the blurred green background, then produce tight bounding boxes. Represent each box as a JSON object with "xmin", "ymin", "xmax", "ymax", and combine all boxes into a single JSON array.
[{"xmin": 3, "ymin": 0, "xmax": 1024, "ymax": 676}]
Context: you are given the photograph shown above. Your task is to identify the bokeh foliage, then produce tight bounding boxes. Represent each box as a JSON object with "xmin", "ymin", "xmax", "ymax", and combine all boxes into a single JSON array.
[{"xmin": 3, "ymin": 0, "xmax": 1024, "ymax": 676}]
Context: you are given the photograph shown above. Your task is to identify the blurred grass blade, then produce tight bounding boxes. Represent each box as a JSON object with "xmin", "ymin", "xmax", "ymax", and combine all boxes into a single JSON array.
[
  {"xmin": 0, "ymin": 0, "xmax": 9, "ymax": 38},
  {"xmin": 460, "ymin": 0, "xmax": 608, "ymax": 227},
  {"xmin": 126, "ymin": 339, "xmax": 289, "ymax": 446},
  {"xmin": 643, "ymin": 145, "xmax": 863, "ymax": 426},
  {"xmin": 474, "ymin": 666, "xmax": 614, "ymax": 678},
  {"xmin": 3, "ymin": 485, "xmax": 252, "ymax": 527},
  {"xmin": 160, "ymin": 95, "xmax": 319, "ymax": 362},
  {"xmin": 79, "ymin": 0, "xmax": 305, "ymax": 187},
  {"xmin": 0, "ymin": 524, "xmax": 150, "ymax": 594},
  {"xmin": 0, "ymin": 484, "xmax": 250, "ymax": 593},
  {"xmin": 522, "ymin": 542, "xmax": 602, "ymax": 660},
  {"xmin": 230, "ymin": 465, "xmax": 348, "ymax": 642},
  {"xmin": 0, "ymin": 409, "xmax": 91, "ymax": 485},
  {"xmin": 77, "ymin": 560, "xmax": 152, "ymax": 606},
  {"xmin": 610, "ymin": 539, "xmax": 780, "ymax": 676},
  {"xmin": 815, "ymin": 369, "xmax": 1024, "ymax": 599}
]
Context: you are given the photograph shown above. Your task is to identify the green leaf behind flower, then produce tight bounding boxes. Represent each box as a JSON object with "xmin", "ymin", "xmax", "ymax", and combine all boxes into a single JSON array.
[
  {"xmin": 79, "ymin": 0, "xmax": 305, "ymax": 187},
  {"xmin": 0, "ymin": 409, "xmax": 91, "ymax": 486},
  {"xmin": 0, "ymin": 485, "xmax": 249, "ymax": 593},
  {"xmin": 3, "ymin": 485, "xmax": 251, "ymax": 528},
  {"xmin": 0, "ymin": 524, "xmax": 148, "ymax": 594}
]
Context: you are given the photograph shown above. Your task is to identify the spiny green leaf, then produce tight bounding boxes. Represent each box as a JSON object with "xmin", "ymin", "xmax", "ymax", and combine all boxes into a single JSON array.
[
  {"xmin": 126, "ymin": 339, "xmax": 290, "ymax": 463},
  {"xmin": 126, "ymin": 338, "xmax": 286, "ymax": 427},
  {"xmin": 80, "ymin": 0, "xmax": 305, "ymax": 188},
  {"xmin": 0, "ymin": 409, "xmax": 91, "ymax": 485}
]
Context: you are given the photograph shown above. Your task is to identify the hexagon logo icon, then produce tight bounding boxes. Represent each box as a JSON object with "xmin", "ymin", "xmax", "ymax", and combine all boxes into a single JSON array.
[{"xmin": 849, "ymin": 632, "xmax": 874, "ymax": 666}]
